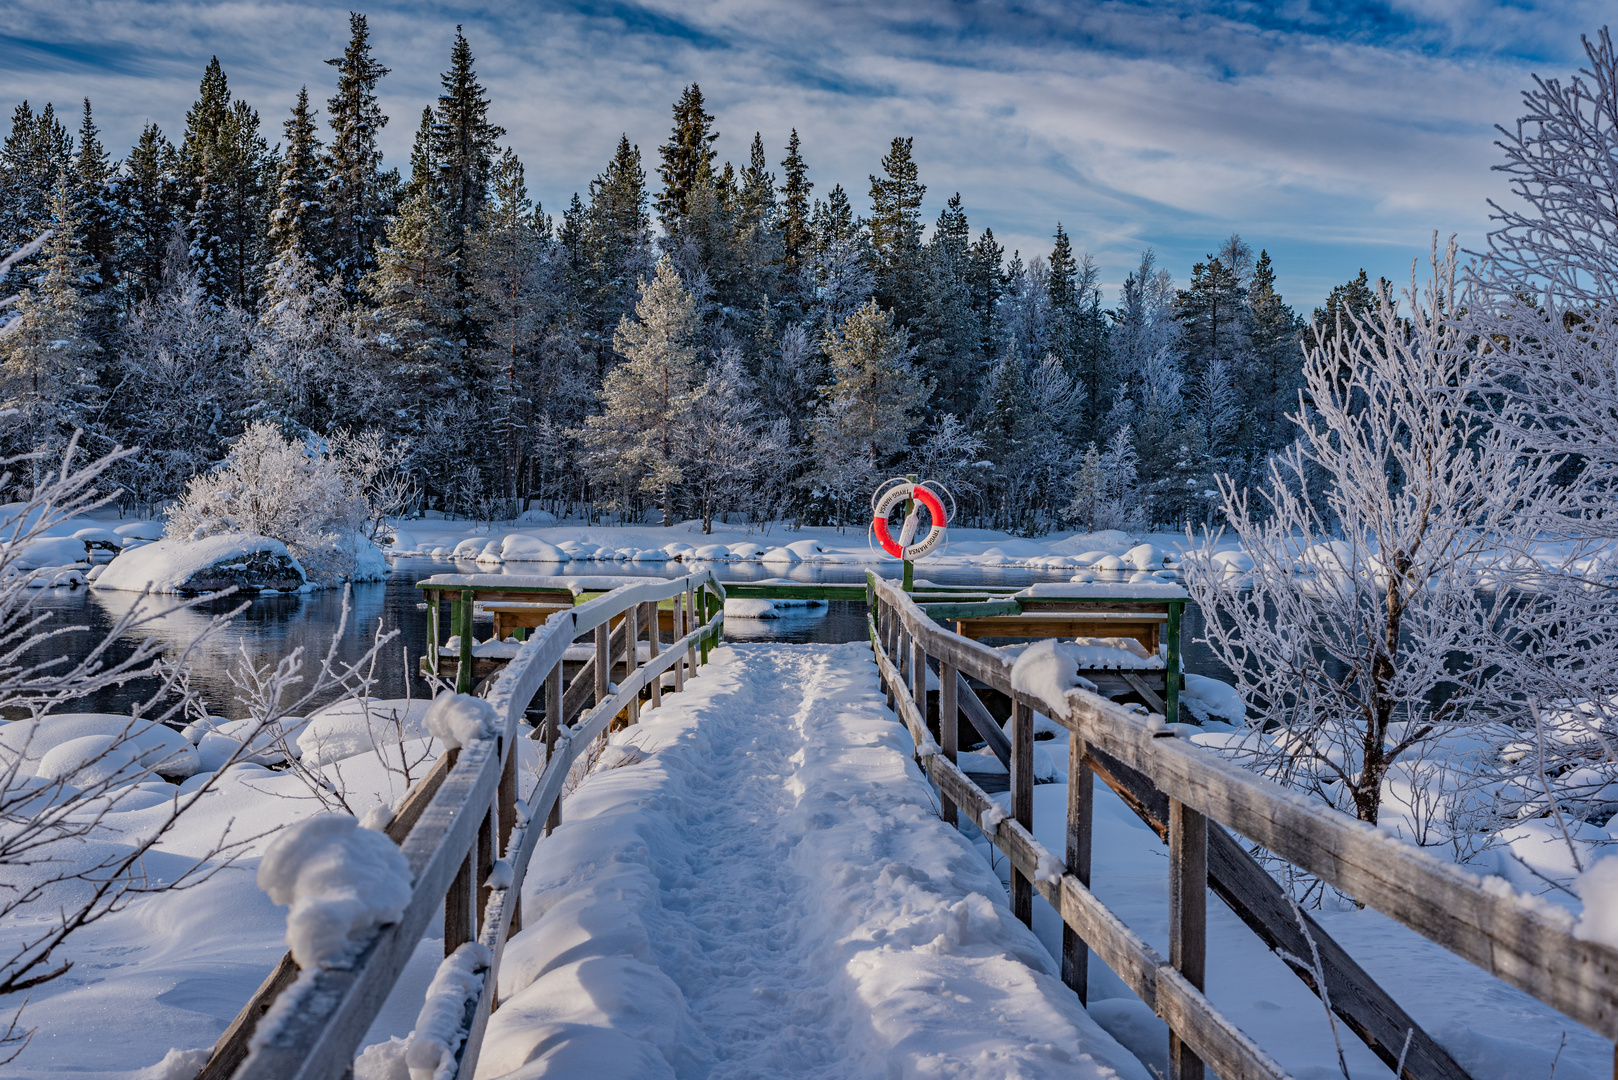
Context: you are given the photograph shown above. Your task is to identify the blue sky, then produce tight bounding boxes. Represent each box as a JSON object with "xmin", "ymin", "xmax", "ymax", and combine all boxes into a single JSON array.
[{"xmin": 0, "ymin": 0, "xmax": 1606, "ymax": 310}]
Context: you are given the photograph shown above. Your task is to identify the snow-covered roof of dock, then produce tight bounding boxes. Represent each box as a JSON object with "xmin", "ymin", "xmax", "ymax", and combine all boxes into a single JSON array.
[{"xmin": 1014, "ymin": 581, "xmax": 1190, "ymax": 600}]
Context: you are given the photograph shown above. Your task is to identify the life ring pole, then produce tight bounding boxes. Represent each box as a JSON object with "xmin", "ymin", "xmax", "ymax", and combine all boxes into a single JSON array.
[{"xmin": 902, "ymin": 473, "xmax": 916, "ymax": 592}]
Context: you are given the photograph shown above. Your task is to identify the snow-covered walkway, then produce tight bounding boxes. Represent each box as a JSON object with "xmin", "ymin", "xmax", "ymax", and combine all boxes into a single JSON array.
[{"xmin": 471, "ymin": 643, "xmax": 1147, "ymax": 1080}]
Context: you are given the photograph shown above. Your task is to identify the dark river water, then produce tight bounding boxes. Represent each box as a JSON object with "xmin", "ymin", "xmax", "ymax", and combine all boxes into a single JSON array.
[{"xmin": 16, "ymin": 558, "xmax": 1223, "ymax": 721}]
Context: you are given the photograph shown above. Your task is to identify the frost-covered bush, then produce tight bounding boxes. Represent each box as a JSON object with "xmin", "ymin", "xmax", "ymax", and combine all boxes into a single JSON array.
[{"xmin": 167, "ymin": 421, "xmax": 374, "ymax": 584}]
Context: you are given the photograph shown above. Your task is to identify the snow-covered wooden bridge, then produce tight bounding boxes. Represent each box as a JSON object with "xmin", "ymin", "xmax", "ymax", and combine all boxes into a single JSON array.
[{"xmin": 193, "ymin": 572, "xmax": 1618, "ymax": 1080}]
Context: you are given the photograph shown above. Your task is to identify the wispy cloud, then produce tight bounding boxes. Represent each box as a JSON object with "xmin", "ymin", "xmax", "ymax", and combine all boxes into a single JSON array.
[{"xmin": 0, "ymin": 0, "xmax": 1603, "ymax": 306}]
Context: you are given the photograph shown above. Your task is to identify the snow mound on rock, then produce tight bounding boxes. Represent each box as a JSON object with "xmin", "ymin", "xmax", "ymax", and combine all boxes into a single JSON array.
[
  {"xmin": 0, "ymin": 713, "xmax": 199, "ymax": 780},
  {"xmin": 6, "ymin": 535, "xmax": 88, "ymax": 569},
  {"xmin": 501, "ymin": 534, "xmax": 567, "ymax": 562},
  {"xmin": 95, "ymin": 535, "xmax": 306, "ymax": 594}
]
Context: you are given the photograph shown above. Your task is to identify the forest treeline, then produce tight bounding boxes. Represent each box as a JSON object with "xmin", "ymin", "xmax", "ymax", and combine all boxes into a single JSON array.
[{"xmin": 0, "ymin": 16, "xmax": 1376, "ymax": 532}]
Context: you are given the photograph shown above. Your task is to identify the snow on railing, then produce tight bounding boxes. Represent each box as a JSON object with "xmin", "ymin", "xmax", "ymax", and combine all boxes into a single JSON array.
[
  {"xmin": 203, "ymin": 570, "xmax": 726, "ymax": 1080},
  {"xmin": 867, "ymin": 571, "xmax": 1618, "ymax": 1080}
]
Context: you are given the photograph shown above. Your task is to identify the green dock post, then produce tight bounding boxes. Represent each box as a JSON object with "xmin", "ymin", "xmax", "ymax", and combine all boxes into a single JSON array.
[
  {"xmin": 901, "ymin": 474, "xmax": 916, "ymax": 592},
  {"xmin": 1165, "ymin": 600, "xmax": 1182, "ymax": 725},
  {"xmin": 458, "ymin": 588, "xmax": 475, "ymax": 693}
]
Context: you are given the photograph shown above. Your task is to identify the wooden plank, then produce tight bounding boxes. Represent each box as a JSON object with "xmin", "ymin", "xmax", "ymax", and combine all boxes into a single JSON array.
[
  {"xmin": 545, "ymin": 662, "xmax": 562, "ymax": 835},
  {"xmin": 957, "ymin": 671, "xmax": 1012, "ymax": 767},
  {"xmin": 1085, "ymin": 745, "xmax": 1473, "ymax": 1080},
  {"xmin": 1170, "ymin": 799, "xmax": 1208, "ymax": 1080},
  {"xmin": 1064, "ymin": 738, "xmax": 1092, "ymax": 1004},
  {"xmin": 955, "ymin": 616, "xmax": 1166, "ymax": 647},
  {"xmin": 939, "ymin": 660, "xmax": 958, "ymax": 827},
  {"xmin": 921, "ymin": 599, "xmax": 1021, "ymax": 619},
  {"xmin": 1011, "ymin": 700, "xmax": 1034, "ymax": 927},
  {"xmin": 1121, "ymin": 671, "xmax": 1168, "ymax": 716}
]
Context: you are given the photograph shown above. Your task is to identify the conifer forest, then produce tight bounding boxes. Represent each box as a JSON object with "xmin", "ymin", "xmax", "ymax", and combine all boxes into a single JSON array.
[{"xmin": 0, "ymin": 16, "xmax": 1346, "ymax": 534}]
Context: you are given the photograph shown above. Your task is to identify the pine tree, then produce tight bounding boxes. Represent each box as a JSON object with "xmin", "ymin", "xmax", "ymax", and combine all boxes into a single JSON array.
[
  {"xmin": 1175, "ymin": 233, "xmax": 1251, "ymax": 428},
  {"xmin": 431, "ymin": 27, "xmax": 505, "ymax": 243},
  {"xmin": 914, "ymin": 194, "xmax": 980, "ymax": 418},
  {"xmin": 324, "ymin": 12, "xmax": 392, "ymax": 296},
  {"xmin": 266, "ymin": 87, "xmax": 326, "ymax": 273},
  {"xmin": 71, "ymin": 99, "xmax": 118, "ymax": 301},
  {"xmin": 118, "ymin": 124, "xmax": 180, "ymax": 304},
  {"xmin": 408, "ymin": 107, "xmax": 436, "ymax": 198},
  {"xmin": 868, "ymin": 136, "xmax": 926, "ymax": 324},
  {"xmin": 362, "ymin": 188, "xmax": 462, "ymax": 410},
  {"xmin": 576, "ymin": 257, "xmax": 703, "ymax": 524},
  {"xmin": 967, "ymin": 227, "xmax": 1004, "ymax": 357},
  {"xmin": 779, "ymin": 129, "xmax": 812, "ymax": 273},
  {"xmin": 813, "ymin": 299, "xmax": 930, "ymax": 476},
  {"xmin": 0, "ymin": 101, "xmax": 72, "ymax": 254},
  {"xmin": 1246, "ymin": 249, "xmax": 1302, "ymax": 453},
  {"xmin": 0, "ymin": 179, "xmax": 99, "ymax": 440},
  {"xmin": 582, "ymin": 135, "xmax": 652, "ymax": 371},
  {"xmin": 179, "ymin": 59, "xmax": 270, "ymax": 307},
  {"xmin": 655, "ymin": 84, "xmax": 718, "ymax": 237}
]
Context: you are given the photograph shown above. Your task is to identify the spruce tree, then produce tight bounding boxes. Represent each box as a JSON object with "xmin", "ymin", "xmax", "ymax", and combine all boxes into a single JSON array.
[
  {"xmin": 582, "ymin": 135, "xmax": 651, "ymax": 370},
  {"xmin": 362, "ymin": 188, "xmax": 461, "ymax": 410},
  {"xmin": 72, "ymin": 99, "xmax": 118, "ymax": 301},
  {"xmin": 0, "ymin": 101, "xmax": 72, "ymax": 253},
  {"xmin": 0, "ymin": 179, "xmax": 99, "ymax": 438},
  {"xmin": 967, "ymin": 227, "xmax": 1004, "ymax": 357},
  {"xmin": 118, "ymin": 124, "xmax": 180, "ymax": 304},
  {"xmin": 266, "ymin": 87, "xmax": 326, "ymax": 273},
  {"xmin": 324, "ymin": 12, "xmax": 392, "ymax": 297},
  {"xmin": 407, "ymin": 108, "xmax": 436, "ymax": 198},
  {"xmin": 577, "ymin": 257, "xmax": 703, "ymax": 524},
  {"xmin": 814, "ymin": 300, "xmax": 929, "ymax": 474},
  {"xmin": 868, "ymin": 136, "xmax": 926, "ymax": 323},
  {"xmin": 1246, "ymin": 249, "xmax": 1301, "ymax": 452},
  {"xmin": 180, "ymin": 59, "xmax": 270, "ymax": 307},
  {"xmin": 654, "ymin": 84, "xmax": 718, "ymax": 237},
  {"xmin": 779, "ymin": 129, "xmax": 812, "ymax": 273},
  {"xmin": 914, "ymin": 194, "xmax": 980, "ymax": 418},
  {"xmin": 431, "ymin": 27, "xmax": 505, "ymax": 243}
]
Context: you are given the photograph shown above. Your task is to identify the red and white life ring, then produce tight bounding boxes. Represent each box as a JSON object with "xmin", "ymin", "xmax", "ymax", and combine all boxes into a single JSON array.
[{"xmin": 872, "ymin": 482, "xmax": 948, "ymax": 560}]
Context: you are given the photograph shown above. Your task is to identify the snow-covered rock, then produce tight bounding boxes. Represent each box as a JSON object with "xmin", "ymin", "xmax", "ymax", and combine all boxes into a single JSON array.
[
  {"xmin": 95, "ymin": 535, "xmax": 306, "ymax": 594},
  {"xmin": 1122, "ymin": 543, "xmax": 1166, "ymax": 570},
  {"xmin": 71, "ymin": 527, "xmax": 124, "ymax": 550},
  {"xmin": 727, "ymin": 541, "xmax": 765, "ymax": 560},
  {"xmin": 760, "ymin": 545, "xmax": 801, "ymax": 564},
  {"xmin": 500, "ymin": 534, "xmax": 568, "ymax": 562},
  {"xmin": 6, "ymin": 535, "xmax": 88, "ymax": 569},
  {"xmin": 452, "ymin": 536, "xmax": 492, "ymax": 559},
  {"xmin": 113, "ymin": 520, "xmax": 165, "ymax": 542},
  {"xmin": 0, "ymin": 713, "xmax": 199, "ymax": 781}
]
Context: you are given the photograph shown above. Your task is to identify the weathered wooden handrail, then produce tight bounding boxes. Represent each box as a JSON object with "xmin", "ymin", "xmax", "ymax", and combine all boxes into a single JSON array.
[
  {"xmin": 868, "ymin": 571, "xmax": 1618, "ymax": 1080},
  {"xmin": 216, "ymin": 570, "xmax": 726, "ymax": 1080}
]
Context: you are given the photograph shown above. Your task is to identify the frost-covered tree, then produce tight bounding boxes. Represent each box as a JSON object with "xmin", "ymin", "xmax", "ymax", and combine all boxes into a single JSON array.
[
  {"xmin": 809, "ymin": 300, "xmax": 929, "ymax": 519},
  {"xmin": 576, "ymin": 257, "xmax": 703, "ymax": 524},
  {"xmin": 179, "ymin": 58, "xmax": 270, "ymax": 308},
  {"xmin": 362, "ymin": 188, "xmax": 462, "ymax": 412},
  {"xmin": 117, "ymin": 124, "xmax": 180, "ymax": 305},
  {"xmin": 1065, "ymin": 426, "xmax": 1143, "ymax": 532},
  {"xmin": 779, "ymin": 129, "xmax": 813, "ymax": 275},
  {"xmin": 868, "ymin": 136, "xmax": 926, "ymax": 324},
  {"xmin": 1184, "ymin": 240, "xmax": 1562, "ymax": 827},
  {"xmin": 679, "ymin": 349, "xmax": 783, "ymax": 532},
  {"xmin": 431, "ymin": 27, "xmax": 504, "ymax": 244},
  {"xmin": 168, "ymin": 420, "xmax": 376, "ymax": 582}
]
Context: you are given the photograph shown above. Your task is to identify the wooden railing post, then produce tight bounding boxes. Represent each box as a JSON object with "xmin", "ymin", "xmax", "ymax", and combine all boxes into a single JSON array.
[
  {"xmin": 1063, "ymin": 737, "xmax": 1093, "ymax": 1003},
  {"xmin": 698, "ymin": 587, "xmax": 711, "ymax": 666},
  {"xmin": 545, "ymin": 661, "xmax": 562, "ymax": 835},
  {"xmin": 646, "ymin": 601, "xmax": 662, "ymax": 708},
  {"xmin": 594, "ymin": 622, "xmax": 609, "ymax": 708},
  {"xmin": 476, "ymin": 804, "xmax": 495, "ymax": 934},
  {"xmin": 673, "ymin": 592, "xmax": 687, "ymax": 691},
  {"xmin": 1166, "ymin": 600, "xmax": 1183, "ymax": 725},
  {"xmin": 1010, "ymin": 700, "xmax": 1034, "ymax": 927},
  {"xmin": 882, "ymin": 602, "xmax": 896, "ymax": 710},
  {"xmin": 625, "ymin": 602, "xmax": 640, "ymax": 726},
  {"xmin": 939, "ymin": 661, "xmax": 958, "ymax": 827},
  {"xmin": 498, "ymin": 738, "xmax": 520, "ymax": 934},
  {"xmin": 1169, "ymin": 797, "xmax": 1208, "ymax": 1080},
  {"xmin": 911, "ymin": 636, "xmax": 926, "ymax": 714},
  {"xmin": 445, "ymin": 851, "xmax": 474, "ymax": 957},
  {"xmin": 685, "ymin": 586, "xmax": 699, "ymax": 675},
  {"xmin": 457, "ymin": 589, "xmax": 475, "ymax": 693}
]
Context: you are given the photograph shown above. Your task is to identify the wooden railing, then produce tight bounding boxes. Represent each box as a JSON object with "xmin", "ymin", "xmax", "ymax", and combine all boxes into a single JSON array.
[
  {"xmin": 206, "ymin": 571, "xmax": 726, "ymax": 1080},
  {"xmin": 866, "ymin": 571, "xmax": 1618, "ymax": 1080}
]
